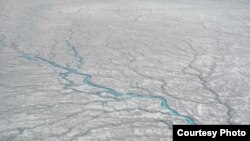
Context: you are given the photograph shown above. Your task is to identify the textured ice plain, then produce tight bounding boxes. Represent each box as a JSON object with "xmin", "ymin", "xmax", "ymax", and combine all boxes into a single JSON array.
[{"xmin": 0, "ymin": 0, "xmax": 250, "ymax": 140}]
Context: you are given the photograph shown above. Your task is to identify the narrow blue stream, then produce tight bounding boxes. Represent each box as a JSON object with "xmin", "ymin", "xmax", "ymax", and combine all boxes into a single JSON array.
[{"xmin": 15, "ymin": 34, "xmax": 195, "ymax": 125}]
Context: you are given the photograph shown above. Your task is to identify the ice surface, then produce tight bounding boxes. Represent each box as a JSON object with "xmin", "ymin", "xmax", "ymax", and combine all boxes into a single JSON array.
[{"xmin": 0, "ymin": 0, "xmax": 250, "ymax": 140}]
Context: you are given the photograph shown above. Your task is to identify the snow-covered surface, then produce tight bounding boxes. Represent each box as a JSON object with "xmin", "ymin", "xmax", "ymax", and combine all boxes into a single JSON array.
[{"xmin": 0, "ymin": 0, "xmax": 250, "ymax": 140}]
